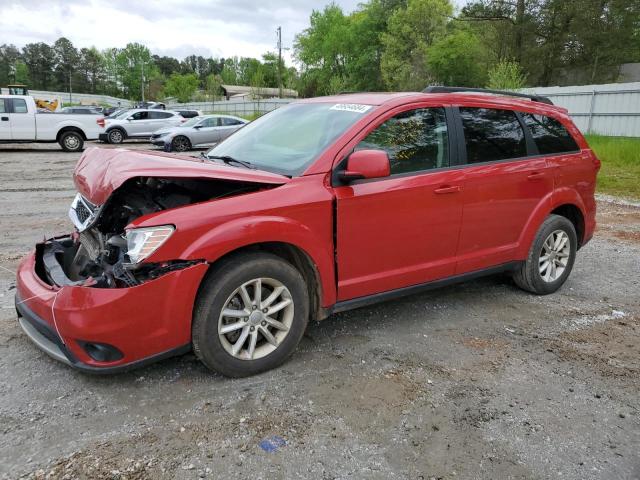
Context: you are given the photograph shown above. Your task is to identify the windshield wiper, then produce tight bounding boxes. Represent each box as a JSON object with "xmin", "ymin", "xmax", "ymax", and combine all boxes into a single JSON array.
[{"xmin": 207, "ymin": 155, "xmax": 256, "ymax": 170}]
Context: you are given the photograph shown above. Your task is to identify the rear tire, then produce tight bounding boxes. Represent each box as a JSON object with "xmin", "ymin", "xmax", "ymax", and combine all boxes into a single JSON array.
[
  {"xmin": 192, "ymin": 252, "xmax": 309, "ymax": 377},
  {"xmin": 59, "ymin": 131, "xmax": 84, "ymax": 152},
  {"xmin": 513, "ymin": 214, "xmax": 577, "ymax": 295},
  {"xmin": 171, "ymin": 135, "xmax": 191, "ymax": 152},
  {"xmin": 107, "ymin": 128, "xmax": 125, "ymax": 144}
]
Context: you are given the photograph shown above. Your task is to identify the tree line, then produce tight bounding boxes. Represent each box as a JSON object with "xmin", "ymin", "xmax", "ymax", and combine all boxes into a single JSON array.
[
  {"xmin": 294, "ymin": 0, "xmax": 640, "ymax": 96},
  {"xmin": 0, "ymin": 39, "xmax": 296, "ymax": 102},
  {"xmin": 1, "ymin": 0, "xmax": 638, "ymax": 102}
]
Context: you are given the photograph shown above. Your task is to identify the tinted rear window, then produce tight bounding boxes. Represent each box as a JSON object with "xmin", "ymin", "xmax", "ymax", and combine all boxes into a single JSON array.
[
  {"xmin": 149, "ymin": 111, "xmax": 173, "ymax": 119},
  {"xmin": 460, "ymin": 108, "xmax": 526, "ymax": 163},
  {"xmin": 521, "ymin": 113, "xmax": 579, "ymax": 155}
]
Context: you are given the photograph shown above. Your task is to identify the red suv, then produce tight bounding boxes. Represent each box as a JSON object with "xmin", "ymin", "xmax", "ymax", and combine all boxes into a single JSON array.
[{"xmin": 15, "ymin": 88, "xmax": 599, "ymax": 377}]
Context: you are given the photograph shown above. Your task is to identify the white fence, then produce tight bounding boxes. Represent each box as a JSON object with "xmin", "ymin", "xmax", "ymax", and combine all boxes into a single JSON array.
[
  {"xmin": 521, "ymin": 82, "xmax": 640, "ymax": 137},
  {"xmin": 166, "ymin": 99, "xmax": 292, "ymax": 116},
  {"xmin": 10, "ymin": 89, "xmax": 133, "ymax": 108}
]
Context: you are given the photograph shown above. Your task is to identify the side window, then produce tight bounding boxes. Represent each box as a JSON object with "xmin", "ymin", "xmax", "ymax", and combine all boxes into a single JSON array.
[
  {"xmin": 460, "ymin": 108, "xmax": 526, "ymax": 163},
  {"xmin": 204, "ymin": 117, "xmax": 220, "ymax": 127},
  {"xmin": 149, "ymin": 111, "xmax": 172, "ymax": 119},
  {"xmin": 0, "ymin": 99, "xmax": 6, "ymax": 113},
  {"xmin": 130, "ymin": 111, "xmax": 148, "ymax": 120},
  {"xmin": 221, "ymin": 117, "xmax": 243, "ymax": 126},
  {"xmin": 12, "ymin": 99, "xmax": 28, "ymax": 113},
  {"xmin": 521, "ymin": 113, "xmax": 579, "ymax": 154},
  {"xmin": 356, "ymin": 108, "xmax": 449, "ymax": 175}
]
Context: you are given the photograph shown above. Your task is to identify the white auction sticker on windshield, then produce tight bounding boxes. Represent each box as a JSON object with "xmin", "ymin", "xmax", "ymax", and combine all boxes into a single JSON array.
[{"xmin": 330, "ymin": 104, "xmax": 372, "ymax": 113}]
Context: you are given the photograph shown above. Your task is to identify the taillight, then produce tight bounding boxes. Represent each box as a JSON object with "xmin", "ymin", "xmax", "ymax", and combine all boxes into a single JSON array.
[{"xmin": 97, "ymin": 117, "xmax": 105, "ymax": 128}]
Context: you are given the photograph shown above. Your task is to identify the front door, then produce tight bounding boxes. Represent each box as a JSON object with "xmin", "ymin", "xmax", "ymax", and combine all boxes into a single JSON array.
[
  {"xmin": 7, "ymin": 98, "xmax": 34, "ymax": 140},
  {"xmin": 127, "ymin": 111, "xmax": 150, "ymax": 136},
  {"xmin": 0, "ymin": 99, "xmax": 10, "ymax": 140},
  {"xmin": 334, "ymin": 106, "xmax": 464, "ymax": 301}
]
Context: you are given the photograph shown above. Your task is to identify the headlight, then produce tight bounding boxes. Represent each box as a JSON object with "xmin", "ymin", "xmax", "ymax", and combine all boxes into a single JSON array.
[{"xmin": 125, "ymin": 226, "xmax": 174, "ymax": 264}]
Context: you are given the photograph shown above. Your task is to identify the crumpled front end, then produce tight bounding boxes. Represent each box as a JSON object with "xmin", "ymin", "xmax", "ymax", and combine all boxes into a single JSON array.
[{"xmin": 15, "ymin": 241, "xmax": 208, "ymax": 372}]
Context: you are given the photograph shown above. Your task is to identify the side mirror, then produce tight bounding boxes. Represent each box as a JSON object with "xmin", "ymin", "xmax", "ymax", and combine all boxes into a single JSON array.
[
  {"xmin": 193, "ymin": 124, "xmax": 203, "ymax": 129},
  {"xmin": 126, "ymin": 117, "xmax": 133, "ymax": 121},
  {"xmin": 339, "ymin": 149, "xmax": 391, "ymax": 183}
]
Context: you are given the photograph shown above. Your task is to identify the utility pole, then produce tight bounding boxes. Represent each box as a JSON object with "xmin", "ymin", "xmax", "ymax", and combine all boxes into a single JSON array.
[
  {"xmin": 277, "ymin": 26, "xmax": 283, "ymax": 99},
  {"xmin": 141, "ymin": 61, "xmax": 145, "ymax": 102}
]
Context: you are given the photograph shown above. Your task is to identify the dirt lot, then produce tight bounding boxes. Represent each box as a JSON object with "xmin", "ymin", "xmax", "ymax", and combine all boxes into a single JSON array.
[{"xmin": 0, "ymin": 143, "xmax": 639, "ymax": 480}]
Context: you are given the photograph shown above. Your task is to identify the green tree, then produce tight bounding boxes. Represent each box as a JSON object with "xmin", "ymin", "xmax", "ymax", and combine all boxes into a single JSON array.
[
  {"xmin": 486, "ymin": 60, "xmax": 526, "ymax": 90},
  {"xmin": 205, "ymin": 73, "xmax": 223, "ymax": 109},
  {"xmin": 163, "ymin": 73, "xmax": 199, "ymax": 103},
  {"xmin": 426, "ymin": 30, "xmax": 488, "ymax": 86},
  {"xmin": 79, "ymin": 47, "xmax": 104, "ymax": 93},
  {"xmin": 22, "ymin": 42, "xmax": 55, "ymax": 90},
  {"xmin": 53, "ymin": 37, "xmax": 79, "ymax": 92},
  {"xmin": 0, "ymin": 44, "xmax": 21, "ymax": 86},
  {"xmin": 380, "ymin": 0, "xmax": 453, "ymax": 91},
  {"xmin": 116, "ymin": 43, "xmax": 157, "ymax": 100}
]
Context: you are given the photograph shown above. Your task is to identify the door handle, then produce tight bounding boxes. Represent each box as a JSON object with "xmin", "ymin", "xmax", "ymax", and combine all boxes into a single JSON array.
[
  {"xmin": 1, "ymin": 117, "xmax": 8, "ymax": 121},
  {"xmin": 527, "ymin": 172, "xmax": 545, "ymax": 180},
  {"xmin": 434, "ymin": 185, "xmax": 462, "ymax": 194}
]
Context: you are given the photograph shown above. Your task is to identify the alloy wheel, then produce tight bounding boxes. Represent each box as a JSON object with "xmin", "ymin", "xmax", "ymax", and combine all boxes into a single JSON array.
[
  {"xmin": 539, "ymin": 229, "xmax": 570, "ymax": 282},
  {"xmin": 218, "ymin": 277, "xmax": 294, "ymax": 360}
]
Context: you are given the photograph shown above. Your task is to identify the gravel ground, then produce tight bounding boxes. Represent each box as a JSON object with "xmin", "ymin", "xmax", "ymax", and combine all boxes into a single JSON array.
[{"xmin": 0, "ymin": 143, "xmax": 639, "ymax": 480}]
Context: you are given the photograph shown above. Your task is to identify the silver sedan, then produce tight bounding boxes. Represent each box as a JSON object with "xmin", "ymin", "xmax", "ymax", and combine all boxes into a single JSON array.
[{"xmin": 151, "ymin": 115, "xmax": 248, "ymax": 152}]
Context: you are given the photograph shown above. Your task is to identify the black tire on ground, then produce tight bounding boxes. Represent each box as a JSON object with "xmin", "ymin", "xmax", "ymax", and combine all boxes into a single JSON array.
[
  {"xmin": 192, "ymin": 252, "xmax": 309, "ymax": 377},
  {"xmin": 59, "ymin": 131, "xmax": 84, "ymax": 152},
  {"xmin": 171, "ymin": 135, "xmax": 191, "ymax": 152},
  {"xmin": 512, "ymin": 214, "xmax": 577, "ymax": 295},
  {"xmin": 107, "ymin": 128, "xmax": 125, "ymax": 144}
]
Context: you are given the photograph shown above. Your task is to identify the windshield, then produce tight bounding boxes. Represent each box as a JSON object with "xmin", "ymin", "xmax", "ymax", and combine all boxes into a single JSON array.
[
  {"xmin": 205, "ymin": 103, "xmax": 372, "ymax": 176},
  {"xmin": 181, "ymin": 116, "xmax": 204, "ymax": 127},
  {"xmin": 112, "ymin": 109, "xmax": 131, "ymax": 119}
]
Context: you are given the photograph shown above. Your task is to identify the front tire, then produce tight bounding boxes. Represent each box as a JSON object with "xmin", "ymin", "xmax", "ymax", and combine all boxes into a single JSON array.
[
  {"xmin": 171, "ymin": 135, "xmax": 191, "ymax": 152},
  {"xmin": 513, "ymin": 214, "xmax": 577, "ymax": 295},
  {"xmin": 107, "ymin": 128, "xmax": 125, "ymax": 144},
  {"xmin": 59, "ymin": 131, "xmax": 84, "ymax": 152},
  {"xmin": 192, "ymin": 253, "xmax": 309, "ymax": 377}
]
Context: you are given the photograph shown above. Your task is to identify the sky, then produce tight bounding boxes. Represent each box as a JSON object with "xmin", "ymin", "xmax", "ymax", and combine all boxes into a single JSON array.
[{"xmin": 0, "ymin": 0, "xmax": 468, "ymax": 64}]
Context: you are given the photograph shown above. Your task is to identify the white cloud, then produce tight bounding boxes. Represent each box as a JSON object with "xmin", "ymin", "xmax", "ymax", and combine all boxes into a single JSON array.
[{"xmin": 0, "ymin": 0, "xmax": 362, "ymax": 63}]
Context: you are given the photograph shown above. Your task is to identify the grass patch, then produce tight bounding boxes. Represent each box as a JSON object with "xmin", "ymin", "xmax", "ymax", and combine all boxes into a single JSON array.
[{"xmin": 585, "ymin": 135, "xmax": 640, "ymax": 200}]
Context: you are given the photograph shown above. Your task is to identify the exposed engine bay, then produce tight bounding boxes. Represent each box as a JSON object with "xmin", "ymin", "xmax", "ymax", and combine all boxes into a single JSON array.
[{"xmin": 39, "ymin": 177, "xmax": 267, "ymax": 288}]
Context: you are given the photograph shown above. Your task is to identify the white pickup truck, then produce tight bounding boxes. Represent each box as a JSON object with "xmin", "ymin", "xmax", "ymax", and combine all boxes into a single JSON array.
[{"xmin": 0, "ymin": 95, "xmax": 105, "ymax": 152}]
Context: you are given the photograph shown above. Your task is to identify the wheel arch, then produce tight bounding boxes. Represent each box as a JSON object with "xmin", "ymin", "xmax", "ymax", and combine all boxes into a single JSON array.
[
  {"xmin": 106, "ymin": 126, "xmax": 127, "ymax": 139},
  {"xmin": 56, "ymin": 126, "xmax": 87, "ymax": 142},
  {"xmin": 197, "ymin": 241, "xmax": 328, "ymax": 322},
  {"xmin": 516, "ymin": 189, "xmax": 588, "ymax": 258}
]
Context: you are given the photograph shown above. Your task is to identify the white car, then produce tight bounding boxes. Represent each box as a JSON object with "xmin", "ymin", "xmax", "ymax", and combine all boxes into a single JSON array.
[
  {"xmin": 150, "ymin": 114, "xmax": 248, "ymax": 152},
  {"xmin": 0, "ymin": 95, "xmax": 104, "ymax": 152},
  {"xmin": 100, "ymin": 109, "xmax": 184, "ymax": 144}
]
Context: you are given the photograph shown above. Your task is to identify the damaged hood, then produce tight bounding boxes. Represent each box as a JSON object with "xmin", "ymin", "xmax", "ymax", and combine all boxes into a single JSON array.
[{"xmin": 74, "ymin": 147, "xmax": 290, "ymax": 205}]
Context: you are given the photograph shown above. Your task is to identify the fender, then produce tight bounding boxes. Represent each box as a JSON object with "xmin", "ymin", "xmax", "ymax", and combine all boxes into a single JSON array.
[
  {"xmin": 515, "ymin": 187, "xmax": 587, "ymax": 258},
  {"xmin": 180, "ymin": 215, "xmax": 337, "ymax": 306}
]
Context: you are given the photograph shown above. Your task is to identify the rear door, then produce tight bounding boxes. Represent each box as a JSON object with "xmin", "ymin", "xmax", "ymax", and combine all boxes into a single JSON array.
[
  {"xmin": 334, "ymin": 104, "xmax": 464, "ymax": 301},
  {"xmin": 147, "ymin": 111, "xmax": 177, "ymax": 134},
  {"xmin": 218, "ymin": 117, "xmax": 245, "ymax": 140},
  {"xmin": 454, "ymin": 106, "xmax": 554, "ymax": 274},
  {"xmin": 0, "ymin": 99, "xmax": 10, "ymax": 140},
  {"xmin": 7, "ymin": 98, "xmax": 34, "ymax": 140}
]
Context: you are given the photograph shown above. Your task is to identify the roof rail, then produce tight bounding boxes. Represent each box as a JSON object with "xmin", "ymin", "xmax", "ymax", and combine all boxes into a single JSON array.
[{"xmin": 422, "ymin": 86, "xmax": 554, "ymax": 105}]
